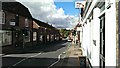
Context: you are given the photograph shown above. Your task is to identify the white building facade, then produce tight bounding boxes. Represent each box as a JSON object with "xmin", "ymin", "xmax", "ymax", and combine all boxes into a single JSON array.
[{"xmin": 80, "ymin": 0, "xmax": 117, "ymax": 67}]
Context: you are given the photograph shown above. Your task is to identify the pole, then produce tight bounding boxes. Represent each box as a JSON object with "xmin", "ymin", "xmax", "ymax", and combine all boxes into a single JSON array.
[
  {"xmin": 78, "ymin": 7, "xmax": 81, "ymax": 47},
  {"xmin": 23, "ymin": 34, "xmax": 25, "ymax": 48}
]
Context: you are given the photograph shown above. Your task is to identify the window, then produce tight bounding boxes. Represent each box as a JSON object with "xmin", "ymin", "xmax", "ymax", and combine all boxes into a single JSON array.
[
  {"xmin": 25, "ymin": 31, "xmax": 30, "ymax": 42},
  {"xmin": 51, "ymin": 35, "xmax": 54, "ymax": 42},
  {"xmin": 39, "ymin": 35, "xmax": 43, "ymax": 42},
  {"xmin": 0, "ymin": 30, "xmax": 12, "ymax": 46},
  {"xmin": 100, "ymin": 3, "xmax": 105, "ymax": 12},
  {"xmin": 33, "ymin": 32, "xmax": 37, "ymax": 41},
  {"xmin": 47, "ymin": 35, "xmax": 49, "ymax": 42},
  {"xmin": 0, "ymin": 11, "xmax": 5, "ymax": 24},
  {"xmin": 0, "ymin": 12, "xmax": 2, "ymax": 24},
  {"xmin": 97, "ymin": 2, "xmax": 105, "ymax": 12},
  {"xmin": 25, "ymin": 18, "xmax": 29, "ymax": 27},
  {"xmin": 15, "ymin": 14, "xmax": 19, "ymax": 26}
]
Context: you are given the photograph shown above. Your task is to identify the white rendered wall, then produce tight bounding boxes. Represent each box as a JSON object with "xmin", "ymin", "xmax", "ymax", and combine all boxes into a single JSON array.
[
  {"xmin": 81, "ymin": 0, "xmax": 99, "ymax": 66},
  {"xmin": 92, "ymin": 7, "xmax": 100, "ymax": 66},
  {"xmin": 86, "ymin": 19, "xmax": 92, "ymax": 63},
  {"xmin": 82, "ymin": 24, "xmax": 87, "ymax": 56},
  {"xmin": 105, "ymin": 0, "xmax": 116, "ymax": 66},
  {"xmin": 81, "ymin": 0, "xmax": 117, "ymax": 66}
]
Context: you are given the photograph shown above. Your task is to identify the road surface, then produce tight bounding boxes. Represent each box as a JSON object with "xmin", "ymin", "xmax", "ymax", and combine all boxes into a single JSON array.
[{"xmin": 2, "ymin": 41, "xmax": 71, "ymax": 68}]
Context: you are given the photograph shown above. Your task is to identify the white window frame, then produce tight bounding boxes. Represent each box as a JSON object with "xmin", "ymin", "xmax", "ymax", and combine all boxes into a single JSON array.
[
  {"xmin": 47, "ymin": 35, "xmax": 49, "ymax": 41},
  {"xmin": 0, "ymin": 30, "xmax": 12, "ymax": 46},
  {"xmin": 0, "ymin": 11, "xmax": 5, "ymax": 24},
  {"xmin": 25, "ymin": 31, "xmax": 30, "ymax": 42},
  {"xmin": 25, "ymin": 18, "xmax": 29, "ymax": 27},
  {"xmin": 39, "ymin": 35, "xmax": 43, "ymax": 42},
  {"xmin": 33, "ymin": 32, "xmax": 37, "ymax": 41}
]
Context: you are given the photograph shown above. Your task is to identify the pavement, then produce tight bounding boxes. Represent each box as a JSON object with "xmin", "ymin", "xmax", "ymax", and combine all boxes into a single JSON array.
[{"xmin": 65, "ymin": 44, "xmax": 83, "ymax": 66}]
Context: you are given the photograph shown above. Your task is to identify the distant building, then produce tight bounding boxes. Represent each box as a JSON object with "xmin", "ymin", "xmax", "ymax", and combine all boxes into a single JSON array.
[{"xmin": 32, "ymin": 18, "xmax": 61, "ymax": 45}]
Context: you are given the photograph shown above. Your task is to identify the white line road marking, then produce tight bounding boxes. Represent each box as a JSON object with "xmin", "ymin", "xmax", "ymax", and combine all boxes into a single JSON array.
[
  {"xmin": 48, "ymin": 54, "xmax": 62, "ymax": 68},
  {"xmin": 12, "ymin": 52, "xmax": 42, "ymax": 66},
  {"xmin": 30, "ymin": 53, "xmax": 42, "ymax": 58},
  {"xmin": 12, "ymin": 58, "xmax": 26, "ymax": 66},
  {"xmin": 0, "ymin": 54, "xmax": 4, "ymax": 56},
  {"xmin": 48, "ymin": 42, "xmax": 70, "ymax": 68}
]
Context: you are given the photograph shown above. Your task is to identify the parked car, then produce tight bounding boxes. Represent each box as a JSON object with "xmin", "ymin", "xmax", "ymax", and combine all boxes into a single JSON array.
[{"xmin": 67, "ymin": 39, "xmax": 72, "ymax": 42}]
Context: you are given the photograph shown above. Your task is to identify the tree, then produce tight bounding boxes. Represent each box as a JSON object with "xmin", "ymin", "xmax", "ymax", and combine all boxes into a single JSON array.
[{"xmin": 59, "ymin": 28, "xmax": 70, "ymax": 38}]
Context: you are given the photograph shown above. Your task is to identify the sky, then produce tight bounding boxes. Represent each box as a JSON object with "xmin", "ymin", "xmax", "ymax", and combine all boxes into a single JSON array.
[
  {"xmin": 16, "ymin": 0, "xmax": 83, "ymax": 29},
  {"xmin": 54, "ymin": 2, "xmax": 79, "ymax": 16}
]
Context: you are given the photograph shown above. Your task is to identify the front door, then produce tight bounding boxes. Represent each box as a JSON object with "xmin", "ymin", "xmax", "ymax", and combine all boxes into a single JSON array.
[{"xmin": 100, "ymin": 14, "xmax": 105, "ymax": 68}]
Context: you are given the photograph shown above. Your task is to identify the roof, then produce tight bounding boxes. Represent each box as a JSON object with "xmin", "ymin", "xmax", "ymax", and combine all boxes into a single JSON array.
[
  {"xmin": 2, "ymin": 2, "xmax": 32, "ymax": 19},
  {"xmin": 32, "ymin": 18, "xmax": 56, "ymax": 29}
]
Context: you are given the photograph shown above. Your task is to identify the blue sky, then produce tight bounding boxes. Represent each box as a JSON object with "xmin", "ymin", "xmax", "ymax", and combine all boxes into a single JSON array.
[{"xmin": 54, "ymin": 2, "xmax": 80, "ymax": 17}]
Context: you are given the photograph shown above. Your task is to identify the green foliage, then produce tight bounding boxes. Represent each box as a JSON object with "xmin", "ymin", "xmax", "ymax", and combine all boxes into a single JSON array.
[{"xmin": 59, "ymin": 28, "xmax": 70, "ymax": 38}]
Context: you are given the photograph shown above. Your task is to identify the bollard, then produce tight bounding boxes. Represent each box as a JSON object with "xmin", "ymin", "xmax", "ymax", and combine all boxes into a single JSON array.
[{"xmin": 79, "ymin": 56, "xmax": 86, "ymax": 68}]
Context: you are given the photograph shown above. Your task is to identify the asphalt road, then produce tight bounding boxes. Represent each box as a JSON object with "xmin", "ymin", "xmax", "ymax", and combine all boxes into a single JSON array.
[{"xmin": 2, "ymin": 41, "xmax": 71, "ymax": 68}]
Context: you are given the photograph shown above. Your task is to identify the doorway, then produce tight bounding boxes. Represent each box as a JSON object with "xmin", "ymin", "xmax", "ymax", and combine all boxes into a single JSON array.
[{"xmin": 99, "ymin": 14, "xmax": 105, "ymax": 68}]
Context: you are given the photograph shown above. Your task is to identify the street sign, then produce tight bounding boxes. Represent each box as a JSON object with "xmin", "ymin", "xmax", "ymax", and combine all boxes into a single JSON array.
[
  {"xmin": 10, "ymin": 22, "xmax": 15, "ymax": 26},
  {"xmin": 77, "ymin": 27, "xmax": 82, "ymax": 31},
  {"xmin": 75, "ymin": 1, "xmax": 84, "ymax": 9},
  {"xmin": 10, "ymin": 19, "xmax": 15, "ymax": 26}
]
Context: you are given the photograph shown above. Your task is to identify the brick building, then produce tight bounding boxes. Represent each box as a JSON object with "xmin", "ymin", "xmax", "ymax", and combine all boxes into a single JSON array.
[
  {"xmin": 32, "ymin": 18, "xmax": 61, "ymax": 45},
  {"xmin": 1, "ymin": 2, "xmax": 33, "ymax": 48}
]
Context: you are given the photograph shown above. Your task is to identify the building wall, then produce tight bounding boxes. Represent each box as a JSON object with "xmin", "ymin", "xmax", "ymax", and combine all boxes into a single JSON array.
[
  {"xmin": 105, "ymin": 0, "xmax": 116, "ymax": 66},
  {"xmin": 81, "ymin": 0, "xmax": 117, "ymax": 66},
  {"xmin": 118, "ymin": 1, "xmax": 120, "ymax": 67},
  {"xmin": 2, "ymin": 11, "xmax": 15, "ymax": 29},
  {"xmin": 1, "ymin": 10, "xmax": 33, "ymax": 47},
  {"xmin": 92, "ymin": 7, "xmax": 100, "ymax": 66},
  {"xmin": 19, "ymin": 16, "xmax": 25, "ymax": 28}
]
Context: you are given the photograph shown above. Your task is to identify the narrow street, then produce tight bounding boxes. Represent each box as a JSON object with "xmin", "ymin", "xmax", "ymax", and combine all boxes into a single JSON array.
[
  {"xmin": 2, "ymin": 41, "xmax": 71, "ymax": 67},
  {"xmin": 1, "ymin": 0, "xmax": 119, "ymax": 67}
]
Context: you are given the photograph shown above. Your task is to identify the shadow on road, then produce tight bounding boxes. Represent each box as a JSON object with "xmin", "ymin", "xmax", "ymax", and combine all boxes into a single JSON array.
[
  {"xmin": 2, "ymin": 57, "xmax": 58, "ymax": 67},
  {"xmin": 2, "ymin": 41, "xmax": 68, "ymax": 54},
  {"xmin": 2, "ymin": 57, "xmax": 87, "ymax": 68}
]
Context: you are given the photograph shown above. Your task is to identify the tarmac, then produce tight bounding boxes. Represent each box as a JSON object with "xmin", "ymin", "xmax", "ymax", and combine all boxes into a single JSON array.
[{"xmin": 1, "ymin": 41, "xmax": 87, "ymax": 67}]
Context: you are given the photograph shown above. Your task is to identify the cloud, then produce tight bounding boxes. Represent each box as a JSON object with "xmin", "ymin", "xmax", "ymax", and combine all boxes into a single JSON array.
[{"xmin": 17, "ymin": 0, "xmax": 78, "ymax": 29}]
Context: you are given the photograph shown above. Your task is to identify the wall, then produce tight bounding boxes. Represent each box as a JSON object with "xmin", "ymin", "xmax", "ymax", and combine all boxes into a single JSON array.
[
  {"xmin": 81, "ymin": 0, "xmax": 117, "ymax": 66},
  {"xmin": 105, "ymin": 0, "xmax": 116, "ymax": 66}
]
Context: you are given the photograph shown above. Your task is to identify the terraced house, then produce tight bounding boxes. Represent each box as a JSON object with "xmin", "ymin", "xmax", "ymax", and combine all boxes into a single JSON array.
[
  {"xmin": 0, "ymin": 1, "xmax": 62, "ymax": 52},
  {"xmin": 1, "ymin": 2, "xmax": 33, "ymax": 49},
  {"xmin": 32, "ymin": 18, "xmax": 61, "ymax": 45}
]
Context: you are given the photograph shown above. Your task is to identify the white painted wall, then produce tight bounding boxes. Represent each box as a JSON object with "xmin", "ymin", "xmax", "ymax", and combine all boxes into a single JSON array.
[
  {"xmin": 82, "ymin": 24, "xmax": 87, "ymax": 56},
  {"xmin": 105, "ymin": 0, "xmax": 116, "ymax": 66},
  {"xmin": 91, "ymin": 7, "xmax": 100, "ymax": 66},
  {"xmin": 81, "ymin": 0, "xmax": 117, "ymax": 67}
]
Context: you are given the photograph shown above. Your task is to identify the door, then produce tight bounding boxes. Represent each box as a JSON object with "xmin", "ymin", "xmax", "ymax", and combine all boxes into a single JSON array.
[{"xmin": 100, "ymin": 14, "xmax": 105, "ymax": 68}]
